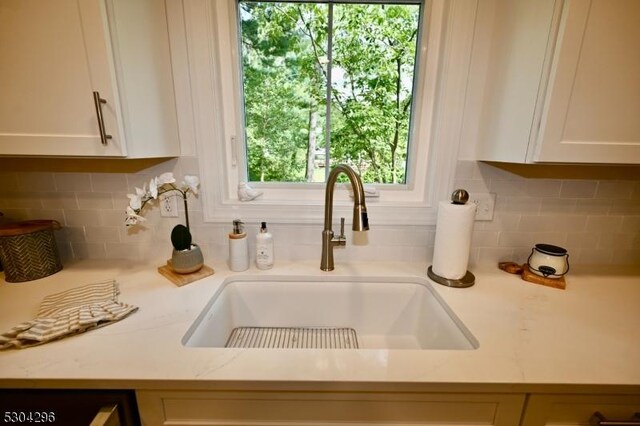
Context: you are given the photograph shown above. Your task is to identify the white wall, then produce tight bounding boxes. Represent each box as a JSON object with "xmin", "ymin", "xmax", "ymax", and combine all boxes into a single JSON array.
[{"xmin": 1, "ymin": 158, "xmax": 638, "ymax": 268}]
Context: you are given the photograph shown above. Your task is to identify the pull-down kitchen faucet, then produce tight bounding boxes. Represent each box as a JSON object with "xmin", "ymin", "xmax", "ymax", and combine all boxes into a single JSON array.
[{"xmin": 321, "ymin": 164, "xmax": 369, "ymax": 271}]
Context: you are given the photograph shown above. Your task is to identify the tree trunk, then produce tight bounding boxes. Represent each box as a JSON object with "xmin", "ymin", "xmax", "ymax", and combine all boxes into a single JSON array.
[
  {"xmin": 305, "ymin": 104, "xmax": 319, "ymax": 182},
  {"xmin": 391, "ymin": 57, "xmax": 402, "ymax": 184}
]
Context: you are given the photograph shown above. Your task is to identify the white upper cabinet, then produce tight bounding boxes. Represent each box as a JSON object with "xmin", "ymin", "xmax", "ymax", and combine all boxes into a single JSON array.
[
  {"xmin": 0, "ymin": 0, "xmax": 179, "ymax": 157},
  {"xmin": 469, "ymin": 0, "xmax": 640, "ymax": 164}
]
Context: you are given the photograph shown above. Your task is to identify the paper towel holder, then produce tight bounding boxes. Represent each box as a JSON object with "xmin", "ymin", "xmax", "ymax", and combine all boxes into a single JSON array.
[
  {"xmin": 427, "ymin": 266, "xmax": 475, "ymax": 288},
  {"xmin": 428, "ymin": 189, "xmax": 475, "ymax": 288}
]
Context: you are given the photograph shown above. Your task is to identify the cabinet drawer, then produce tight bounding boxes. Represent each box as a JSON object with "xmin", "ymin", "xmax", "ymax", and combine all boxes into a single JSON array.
[
  {"xmin": 137, "ymin": 390, "xmax": 524, "ymax": 426},
  {"xmin": 522, "ymin": 394, "xmax": 640, "ymax": 426}
]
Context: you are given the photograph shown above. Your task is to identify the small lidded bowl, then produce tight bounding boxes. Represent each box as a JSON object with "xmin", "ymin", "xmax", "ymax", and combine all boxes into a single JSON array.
[{"xmin": 528, "ymin": 243, "xmax": 569, "ymax": 279}]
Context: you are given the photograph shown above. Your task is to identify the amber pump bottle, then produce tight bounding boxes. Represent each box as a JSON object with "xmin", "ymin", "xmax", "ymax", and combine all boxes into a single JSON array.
[{"xmin": 228, "ymin": 219, "xmax": 248, "ymax": 271}]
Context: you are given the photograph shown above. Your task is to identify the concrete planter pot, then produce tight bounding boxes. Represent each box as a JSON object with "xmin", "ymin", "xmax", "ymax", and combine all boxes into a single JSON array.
[{"xmin": 171, "ymin": 244, "xmax": 204, "ymax": 274}]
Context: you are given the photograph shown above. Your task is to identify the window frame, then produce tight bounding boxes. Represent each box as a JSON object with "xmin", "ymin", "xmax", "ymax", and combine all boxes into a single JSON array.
[{"xmin": 178, "ymin": 0, "xmax": 477, "ymax": 225}]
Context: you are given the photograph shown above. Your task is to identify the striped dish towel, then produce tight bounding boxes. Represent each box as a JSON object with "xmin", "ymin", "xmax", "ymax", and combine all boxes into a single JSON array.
[{"xmin": 0, "ymin": 280, "xmax": 138, "ymax": 350}]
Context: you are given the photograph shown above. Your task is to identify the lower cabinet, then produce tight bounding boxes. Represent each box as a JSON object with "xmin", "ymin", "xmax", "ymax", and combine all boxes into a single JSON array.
[
  {"xmin": 136, "ymin": 390, "xmax": 525, "ymax": 426},
  {"xmin": 0, "ymin": 389, "xmax": 140, "ymax": 426},
  {"xmin": 521, "ymin": 394, "xmax": 640, "ymax": 426}
]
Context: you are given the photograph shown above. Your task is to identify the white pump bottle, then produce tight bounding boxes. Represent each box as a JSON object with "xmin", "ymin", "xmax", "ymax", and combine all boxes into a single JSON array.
[{"xmin": 255, "ymin": 221, "xmax": 274, "ymax": 270}]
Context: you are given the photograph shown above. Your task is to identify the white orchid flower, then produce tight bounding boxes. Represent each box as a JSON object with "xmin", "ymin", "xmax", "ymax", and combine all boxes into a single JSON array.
[
  {"xmin": 127, "ymin": 194, "xmax": 141, "ymax": 210},
  {"xmin": 183, "ymin": 175, "xmax": 200, "ymax": 195},
  {"xmin": 149, "ymin": 177, "xmax": 159, "ymax": 199},
  {"xmin": 157, "ymin": 172, "xmax": 176, "ymax": 185},
  {"xmin": 127, "ymin": 185, "xmax": 147, "ymax": 210},
  {"xmin": 124, "ymin": 174, "xmax": 200, "ymax": 227},
  {"xmin": 125, "ymin": 206, "xmax": 147, "ymax": 226}
]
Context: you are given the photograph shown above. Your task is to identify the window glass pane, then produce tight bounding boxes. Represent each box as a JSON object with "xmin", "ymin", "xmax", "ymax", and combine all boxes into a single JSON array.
[
  {"xmin": 330, "ymin": 3, "xmax": 419, "ymax": 184},
  {"xmin": 239, "ymin": 0, "xmax": 420, "ymax": 184}
]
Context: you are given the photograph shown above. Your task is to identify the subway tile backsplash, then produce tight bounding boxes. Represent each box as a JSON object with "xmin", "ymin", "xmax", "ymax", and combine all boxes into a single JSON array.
[{"xmin": 0, "ymin": 159, "xmax": 638, "ymax": 267}]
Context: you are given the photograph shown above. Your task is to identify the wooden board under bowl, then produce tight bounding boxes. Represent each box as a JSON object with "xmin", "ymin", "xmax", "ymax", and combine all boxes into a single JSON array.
[
  {"xmin": 157, "ymin": 262, "xmax": 214, "ymax": 287},
  {"xmin": 521, "ymin": 264, "xmax": 566, "ymax": 290},
  {"xmin": 499, "ymin": 262, "xmax": 566, "ymax": 290}
]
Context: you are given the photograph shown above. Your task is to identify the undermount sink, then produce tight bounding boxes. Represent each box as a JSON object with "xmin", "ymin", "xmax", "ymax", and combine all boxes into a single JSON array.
[{"xmin": 182, "ymin": 275, "xmax": 478, "ymax": 350}]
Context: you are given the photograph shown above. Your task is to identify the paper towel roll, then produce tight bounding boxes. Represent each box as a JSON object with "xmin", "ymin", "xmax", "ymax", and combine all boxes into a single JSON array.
[{"xmin": 431, "ymin": 201, "xmax": 476, "ymax": 280}]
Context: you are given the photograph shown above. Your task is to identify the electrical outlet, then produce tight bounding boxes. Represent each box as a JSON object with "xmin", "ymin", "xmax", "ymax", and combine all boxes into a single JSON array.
[
  {"xmin": 160, "ymin": 194, "xmax": 179, "ymax": 218},
  {"xmin": 469, "ymin": 192, "xmax": 496, "ymax": 221}
]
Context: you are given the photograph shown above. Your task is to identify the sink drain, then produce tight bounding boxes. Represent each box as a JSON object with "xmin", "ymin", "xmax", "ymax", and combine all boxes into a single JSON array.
[{"xmin": 224, "ymin": 327, "xmax": 359, "ymax": 349}]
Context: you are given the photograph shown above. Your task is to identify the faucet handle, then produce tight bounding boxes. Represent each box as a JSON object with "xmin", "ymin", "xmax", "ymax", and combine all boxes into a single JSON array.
[{"xmin": 339, "ymin": 217, "xmax": 345, "ymax": 239}]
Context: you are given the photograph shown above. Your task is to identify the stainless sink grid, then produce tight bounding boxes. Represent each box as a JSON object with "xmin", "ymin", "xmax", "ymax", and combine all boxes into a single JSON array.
[{"xmin": 224, "ymin": 327, "xmax": 359, "ymax": 349}]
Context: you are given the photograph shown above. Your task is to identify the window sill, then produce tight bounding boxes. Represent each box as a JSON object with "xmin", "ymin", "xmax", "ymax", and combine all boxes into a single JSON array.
[{"xmin": 202, "ymin": 195, "xmax": 438, "ymax": 226}]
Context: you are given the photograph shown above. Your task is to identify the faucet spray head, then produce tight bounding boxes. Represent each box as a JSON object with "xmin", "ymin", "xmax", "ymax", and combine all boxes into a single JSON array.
[{"xmin": 352, "ymin": 204, "xmax": 369, "ymax": 231}]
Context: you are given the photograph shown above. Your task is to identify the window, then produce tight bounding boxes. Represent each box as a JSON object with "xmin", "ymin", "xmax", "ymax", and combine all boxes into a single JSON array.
[
  {"xmin": 238, "ymin": 0, "xmax": 422, "ymax": 185},
  {"xmin": 177, "ymin": 0, "xmax": 476, "ymax": 225}
]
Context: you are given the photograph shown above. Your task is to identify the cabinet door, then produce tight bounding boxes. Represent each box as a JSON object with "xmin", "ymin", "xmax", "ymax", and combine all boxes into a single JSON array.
[
  {"xmin": 522, "ymin": 393, "xmax": 640, "ymax": 426},
  {"xmin": 137, "ymin": 390, "xmax": 525, "ymax": 426},
  {"xmin": 535, "ymin": 0, "xmax": 640, "ymax": 163},
  {"xmin": 0, "ymin": 0, "xmax": 126, "ymax": 156}
]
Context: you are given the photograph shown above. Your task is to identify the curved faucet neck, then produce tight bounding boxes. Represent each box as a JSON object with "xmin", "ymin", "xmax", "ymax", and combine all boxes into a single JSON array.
[{"xmin": 323, "ymin": 164, "xmax": 367, "ymax": 232}]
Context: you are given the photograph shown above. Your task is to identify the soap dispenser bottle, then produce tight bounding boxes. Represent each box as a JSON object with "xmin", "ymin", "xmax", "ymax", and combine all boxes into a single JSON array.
[
  {"xmin": 228, "ymin": 219, "xmax": 249, "ymax": 271},
  {"xmin": 255, "ymin": 221, "xmax": 274, "ymax": 270}
]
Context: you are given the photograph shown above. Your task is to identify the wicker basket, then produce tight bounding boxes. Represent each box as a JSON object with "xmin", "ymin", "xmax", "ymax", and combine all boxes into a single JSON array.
[{"xmin": 0, "ymin": 220, "xmax": 63, "ymax": 283}]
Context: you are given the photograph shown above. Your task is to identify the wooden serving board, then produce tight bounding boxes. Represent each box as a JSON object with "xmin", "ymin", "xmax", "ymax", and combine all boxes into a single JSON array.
[
  {"xmin": 521, "ymin": 264, "xmax": 566, "ymax": 289},
  {"xmin": 499, "ymin": 262, "xmax": 566, "ymax": 290},
  {"xmin": 158, "ymin": 263, "xmax": 215, "ymax": 287}
]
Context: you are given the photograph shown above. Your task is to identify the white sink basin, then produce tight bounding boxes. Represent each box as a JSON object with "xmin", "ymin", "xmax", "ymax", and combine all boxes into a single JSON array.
[{"xmin": 182, "ymin": 275, "xmax": 478, "ymax": 350}]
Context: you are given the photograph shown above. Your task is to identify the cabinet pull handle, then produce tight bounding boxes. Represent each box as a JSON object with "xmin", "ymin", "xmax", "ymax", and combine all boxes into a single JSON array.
[
  {"xmin": 590, "ymin": 412, "xmax": 640, "ymax": 426},
  {"xmin": 93, "ymin": 91, "xmax": 113, "ymax": 146}
]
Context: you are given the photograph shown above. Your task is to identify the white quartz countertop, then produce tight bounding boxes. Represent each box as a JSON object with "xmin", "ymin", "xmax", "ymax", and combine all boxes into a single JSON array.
[{"xmin": 0, "ymin": 259, "xmax": 639, "ymax": 392}]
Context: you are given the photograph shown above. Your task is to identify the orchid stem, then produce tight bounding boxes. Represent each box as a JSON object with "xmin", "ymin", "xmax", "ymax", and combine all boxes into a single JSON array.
[{"xmin": 183, "ymin": 193, "xmax": 190, "ymax": 230}]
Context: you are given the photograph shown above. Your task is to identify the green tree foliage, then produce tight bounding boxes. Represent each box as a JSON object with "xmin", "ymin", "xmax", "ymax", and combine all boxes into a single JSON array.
[{"xmin": 240, "ymin": 1, "xmax": 420, "ymax": 184}]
